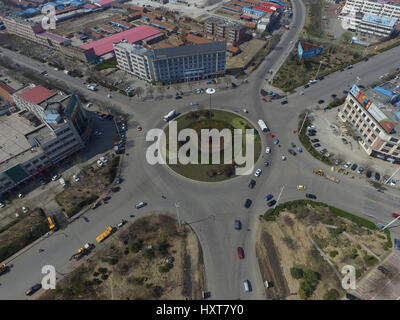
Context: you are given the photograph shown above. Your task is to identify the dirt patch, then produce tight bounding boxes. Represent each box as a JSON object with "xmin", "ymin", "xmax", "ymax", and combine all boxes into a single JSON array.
[
  {"xmin": 258, "ymin": 202, "xmax": 391, "ymax": 299},
  {"xmin": 55, "ymin": 154, "xmax": 119, "ymax": 217},
  {"xmin": 39, "ymin": 213, "xmax": 205, "ymax": 300}
]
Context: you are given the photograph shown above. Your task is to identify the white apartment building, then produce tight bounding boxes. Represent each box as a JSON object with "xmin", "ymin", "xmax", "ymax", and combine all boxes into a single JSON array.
[{"xmin": 342, "ymin": 0, "xmax": 400, "ymax": 19}]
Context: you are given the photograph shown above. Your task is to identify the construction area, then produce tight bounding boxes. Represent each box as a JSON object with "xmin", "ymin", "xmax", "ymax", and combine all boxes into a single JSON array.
[
  {"xmin": 39, "ymin": 214, "xmax": 205, "ymax": 300},
  {"xmin": 257, "ymin": 200, "xmax": 391, "ymax": 300}
]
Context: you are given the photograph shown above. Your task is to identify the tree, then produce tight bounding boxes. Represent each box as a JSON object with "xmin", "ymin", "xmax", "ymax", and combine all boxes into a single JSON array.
[
  {"xmin": 135, "ymin": 87, "xmax": 144, "ymax": 100},
  {"xmin": 303, "ymin": 270, "xmax": 319, "ymax": 285},
  {"xmin": 172, "ymin": 83, "xmax": 181, "ymax": 93},
  {"xmin": 298, "ymin": 281, "xmax": 313, "ymax": 299},
  {"xmin": 157, "ymin": 85, "xmax": 165, "ymax": 98},
  {"xmin": 341, "ymin": 31, "xmax": 352, "ymax": 44},
  {"xmin": 290, "ymin": 267, "xmax": 304, "ymax": 279},
  {"xmin": 146, "ymin": 86, "xmax": 154, "ymax": 98}
]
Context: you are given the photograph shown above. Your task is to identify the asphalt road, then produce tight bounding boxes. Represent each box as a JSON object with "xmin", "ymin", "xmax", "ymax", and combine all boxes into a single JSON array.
[{"xmin": 1, "ymin": 0, "xmax": 400, "ymax": 300}]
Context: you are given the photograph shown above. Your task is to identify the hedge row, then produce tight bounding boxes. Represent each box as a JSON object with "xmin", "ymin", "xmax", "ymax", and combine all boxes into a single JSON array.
[
  {"xmin": 0, "ymin": 210, "xmax": 48, "ymax": 262},
  {"xmin": 327, "ymin": 206, "xmax": 376, "ymax": 230},
  {"xmin": 66, "ymin": 195, "xmax": 99, "ymax": 218}
]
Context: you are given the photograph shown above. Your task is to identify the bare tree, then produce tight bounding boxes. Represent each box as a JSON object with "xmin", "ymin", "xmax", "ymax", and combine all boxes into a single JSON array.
[
  {"xmin": 146, "ymin": 86, "xmax": 154, "ymax": 98},
  {"xmin": 157, "ymin": 85, "xmax": 165, "ymax": 98},
  {"xmin": 135, "ymin": 87, "xmax": 144, "ymax": 100},
  {"xmin": 223, "ymin": 77, "xmax": 232, "ymax": 88}
]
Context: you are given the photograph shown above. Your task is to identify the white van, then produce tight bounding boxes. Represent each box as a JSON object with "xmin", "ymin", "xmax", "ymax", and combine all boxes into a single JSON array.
[
  {"xmin": 243, "ymin": 280, "xmax": 251, "ymax": 292},
  {"xmin": 163, "ymin": 109, "xmax": 177, "ymax": 122},
  {"xmin": 258, "ymin": 119, "xmax": 269, "ymax": 132}
]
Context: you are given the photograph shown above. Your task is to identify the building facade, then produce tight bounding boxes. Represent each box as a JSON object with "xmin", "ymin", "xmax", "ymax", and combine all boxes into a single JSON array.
[
  {"xmin": 204, "ymin": 17, "xmax": 247, "ymax": 46},
  {"xmin": 0, "ymin": 86, "xmax": 91, "ymax": 195},
  {"xmin": 114, "ymin": 41, "xmax": 227, "ymax": 83},
  {"xmin": 338, "ymin": 83, "xmax": 400, "ymax": 163},
  {"xmin": 341, "ymin": 0, "xmax": 400, "ymax": 20}
]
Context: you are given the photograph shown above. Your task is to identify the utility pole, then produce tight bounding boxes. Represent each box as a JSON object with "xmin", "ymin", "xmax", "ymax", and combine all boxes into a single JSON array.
[
  {"xmin": 206, "ymin": 87, "xmax": 215, "ymax": 120},
  {"xmin": 274, "ymin": 185, "xmax": 285, "ymax": 209},
  {"xmin": 382, "ymin": 215, "xmax": 400, "ymax": 230},
  {"xmin": 384, "ymin": 166, "xmax": 400, "ymax": 185},
  {"xmin": 314, "ymin": 60, "xmax": 323, "ymax": 80}
]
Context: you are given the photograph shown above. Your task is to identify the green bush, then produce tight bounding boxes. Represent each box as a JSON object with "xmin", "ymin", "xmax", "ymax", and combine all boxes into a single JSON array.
[
  {"xmin": 325, "ymin": 289, "xmax": 340, "ymax": 300},
  {"xmin": 142, "ymin": 248, "xmax": 155, "ymax": 260},
  {"xmin": 98, "ymin": 267, "xmax": 108, "ymax": 274},
  {"xmin": 363, "ymin": 254, "xmax": 377, "ymax": 266},
  {"xmin": 130, "ymin": 239, "xmax": 143, "ymax": 253},
  {"xmin": 66, "ymin": 195, "xmax": 99, "ymax": 218},
  {"xmin": 329, "ymin": 250, "xmax": 339, "ymax": 258},
  {"xmin": 159, "ymin": 263, "xmax": 173, "ymax": 273},
  {"xmin": 328, "ymin": 206, "xmax": 376, "ymax": 230},
  {"xmin": 101, "ymin": 274, "xmax": 108, "ymax": 280},
  {"xmin": 303, "ymin": 270, "xmax": 319, "ymax": 285},
  {"xmin": 290, "ymin": 267, "xmax": 304, "ymax": 279},
  {"xmin": 298, "ymin": 281, "xmax": 313, "ymax": 299},
  {"xmin": 92, "ymin": 278, "xmax": 102, "ymax": 285},
  {"xmin": 129, "ymin": 277, "xmax": 145, "ymax": 286},
  {"xmin": 150, "ymin": 285, "xmax": 162, "ymax": 298},
  {"xmin": 157, "ymin": 239, "xmax": 171, "ymax": 256}
]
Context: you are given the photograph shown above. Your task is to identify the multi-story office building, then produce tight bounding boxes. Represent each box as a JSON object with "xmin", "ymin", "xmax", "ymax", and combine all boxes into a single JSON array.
[
  {"xmin": 204, "ymin": 17, "xmax": 247, "ymax": 46},
  {"xmin": 0, "ymin": 85, "xmax": 92, "ymax": 195},
  {"xmin": 340, "ymin": 0, "xmax": 400, "ymax": 37},
  {"xmin": 338, "ymin": 82, "xmax": 400, "ymax": 164},
  {"xmin": 114, "ymin": 41, "xmax": 226, "ymax": 83},
  {"xmin": 341, "ymin": 0, "xmax": 400, "ymax": 20}
]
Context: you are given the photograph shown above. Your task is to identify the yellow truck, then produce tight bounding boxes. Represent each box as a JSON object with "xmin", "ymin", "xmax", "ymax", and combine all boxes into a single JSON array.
[
  {"xmin": 69, "ymin": 243, "xmax": 93, "ymax": 260},
  {"xmin": 313, "ymin": 169, "xmax": 324, "ymax": 176},
  {"xmin": 47, "ymin": 216, "xmax": 57, "ymax": 231},
  {"xmin": 96, "ymin": 226, "xmax": 113, "ymax": 243}
]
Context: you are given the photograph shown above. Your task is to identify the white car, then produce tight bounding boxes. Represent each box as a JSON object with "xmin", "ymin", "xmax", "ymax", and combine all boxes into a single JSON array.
[
  {"xmin": 86, "ymin": 103, "xmax": 93, "ymax": 108},
  {"xmin": 391, "ymin": 179, "xmax": 397, "ymax": 186},
  {"xmin": 0, "ymin": 202, "xmax": 5, "ymax": 208},
  {"xmin": 72, "ymin": 174, "xmax": 80, "ymax": 182},
  {"xmin": 97, "ymin": 160, "xmax": 104, "ymax": 167},
  {"xmin": 299, "ymin": 91, "xmax": 304, "ymax": 96},
  {"xmin": 281, "ymin": 155, "xmax": 286, "ymax": 161},
  {"xmin": 51, "ymin": 174, "xmax": 60, "ymax": 181},
  {"xmin": 265, "ymin": 147, "xmax": 271, "ymax": 154},
  {"xmin": 94, "ymin": 130, "xmax": 102, "ymax": 136},
  {"xmin": 135, "ymin": 201, "xmax": 147, "ymax": 209},
  {"xmin": 307, "ymin": 125, "xmax": 316, "ymax": 130},
  {"xmin": 107, "ymin": 93, "xmax": 112, "ymax": 98},
  {"xmin": 343, "ymin": 162, "xmax": 351, "ymax": 168},
  {"xmin": 22, "ymin": 206, "xmax": 28, "ymax": 214},
  {"xmin": 100, "ymin": 156, "xmax": 108, "ymax": 163},
  {"xmin": 254, "ymin": 169, "xmax": 262, "ymax": 177}
]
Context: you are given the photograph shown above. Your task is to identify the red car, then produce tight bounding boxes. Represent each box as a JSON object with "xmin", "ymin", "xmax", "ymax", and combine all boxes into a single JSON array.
[
  {"xmin": 237, "ymin": 247, "xmax": 244, "ymax": 259},
  {"xmin": 269, "ymin": 133, "xmax": 275, "ymax": 138},
  {"xmin": 262, "ymin": 97, "xmax": 267, "ymax": 102},
  {"xmin": 392, "ymin": 213, "xmax": 400, "ymax": 219}
]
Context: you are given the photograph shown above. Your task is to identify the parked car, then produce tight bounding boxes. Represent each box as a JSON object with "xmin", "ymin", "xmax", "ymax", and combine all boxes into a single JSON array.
[
  {"xmin": 51, "ymin": 174, "xmax": 60, "ymax": 181},
  {"xmin": 22, "ymin": 206, "xmax": 28, "ymax": 214},
  {"xmin": 273, "ymin": 138, "xmax": 279, "ymax": 145},
  {"xmin": 268, "ymin": 132, "xmax": 275, "ymax": 138},
  {"xmin": 350, "ymin": 164, "xmax": 358, "ymax": 171},
  {"xmin": 244, "ymin": 199, "xmax": 252, "ymax": 208},
  {"xmin": 281, "ymin": 100, "xmax": 288, "ymax": 105},
  {"xmin": 0, "ymin": 202, "xmax": 5, "ymax": 208},
  {"xmin": 97, "ymin": 160, "xmax": 104, "ymax": 167},
  {"xmin": 25, "ymin": 284, "xmax": 42, "ymax": 296},
  {"xmin": 135, "ymin": 201, "xmax": 147, "ymax": 209},
  {"xmin": 345, "ymin": 293, "xmax": 359, "ymax": 300},
  {"xmin": 266, "ymin": 147, "xmax": 271, "ymax": 153},
  {"xmin": 392, "ymin": 213, "xmax": 400, "ymax": 219},
  {"xmin": 288, "ymin": 149, "xmax": 296, "ymax": 156},
  {"xmin": 375, "ymin": 172, "xmax": 381, "ymax": 181},
  {"xmin": 304, "ymin": 84, "xmax": 310, "ymax": 88},
  {"xmin": 254, "ymin": 169, "xmax": 262, "ymax": 177},
  {"xmin": 306, "ymin": 193, "xmax": 317, "ymax": 199},
  {"xmin": 248, "ymin": 179, "xmax": 256, "ymax": 189},
  {"xmin": 237, "ymin": 247, "xmax": 244, "ymax": 259},
  {"xmin": 235, "ymin": 219, "xmax": 242, "ymax": 230},
  {"xmin": 72, "ymin": 174, "xmax": 80, "ymax": 182},
  {"xmin": 377, "ymin": 265, "xmax": 390, "ymax": 276},
  {"xmin": 264, "ymin": 194, "xmax": 273, "ymax": 201},
  {"xmin": 343, "ymin": 162, "xmax": 351, "ymax": 168},
  {"xmin": 319, "ymin": 148, "xmax": 327, "ymax": 154},
  {"xmin": 318, "ymin": 99, "xmax": 325, "ymax": 104},
  {"xmin": 264, "ymin": 161, "xmax": 270, "ymax": 167},
  {"xmin": 357, "ymin": 167, "xmax": 364, "ymax": 174},
  {"xmin": 267, "ymin": 200, "xmax": 276, "ymax": 207},
  {"xmin": 366, "ymin": 171, "xmax": 372, "ymax": 178}
]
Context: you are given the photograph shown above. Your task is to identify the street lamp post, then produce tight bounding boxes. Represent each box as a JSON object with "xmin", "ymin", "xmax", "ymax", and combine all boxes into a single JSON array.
[
  {"xmin": 174, "ymin": 202, "xmax": 181, "ymax": 228},
  {"xmin": 206, "ymin": 87, "xmax": 215, "ymax": 120},
  {"xmin": 274, "ymin": 185, "xmax": 285, "ymax": 209}
]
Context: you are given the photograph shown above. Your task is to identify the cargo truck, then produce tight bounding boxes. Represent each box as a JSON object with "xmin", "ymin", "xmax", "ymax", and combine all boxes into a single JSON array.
[
  {"xmin": 258, "ymin": 119, "xmax": 269, "ymax": 132},
  {"xmin": 69, "ymin": 243, "xmax": 93, "ymax": 260},
  {"xmin": 96, "ymin": 226, "xmax": 113, "ymax": 243},
  {"xmin": 163, "ymin": 109, "xmax": 177, "ymax": 122},
  {"xmin": 0, "ymin": 263, "xmax": 8, "ymax": 275}
]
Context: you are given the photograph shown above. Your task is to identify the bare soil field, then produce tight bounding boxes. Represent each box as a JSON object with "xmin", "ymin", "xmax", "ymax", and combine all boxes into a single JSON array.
[
  {"xmin": 39, "ymin": 214, "xmax": 205, "ymax": 300},
  {"xmin": 55, "ymin": 154, "xmax": 119, "ymax": 217},
  {"xmin": 257, "ymin": 201, "xmax": 391, "ymax": 300}
]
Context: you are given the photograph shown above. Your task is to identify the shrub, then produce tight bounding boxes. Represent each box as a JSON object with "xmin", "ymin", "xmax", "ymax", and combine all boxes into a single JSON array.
[
  {"xmin": 159, "ymin": 263, "xmax": 173, "ymax": 273},
  {"xmin": 329, "ymin": 250, "xmax": 339, "ymax": 258},
  {"xmin": 157, "ymin": 239, "xmax": 171, "ymax": 256},
  {"xmin": 298, "ymin": 281, "xmax": 313, "ymax": 299},
  {"xmin": 142, "ymin": 248, "xmax": 155, "ymax": 260},
  {"xmin": 129, "ymin": 277, "xmax": 145, "ymax": 286},
  {"xmin": 290, "ymin": 267, "xmax": 304, "ymax": 279},
  {"xmin": 92, "ymin": 278, "xmax": 102, "ymax": 285},
  {"xmin": 325, "ymin": 289, "xmax": 339, "ymax": 300},
  {"xmin": 98, "ymin": 267, "xmax": 108, "ymax": 274},
  {"xmin": 130, "ymin": 239, "xmax": 143, "ymax": 253},
  {"xmin": 93, "ymin": 272, "xmax": 99, "ymax": 277},
  {"xmin": 150, "ymin": 285, "xmax": 162, "ymax": 298},
  {"xmin": 101, "ymin": 274, "xmax": 108, "ymax": 280},
  {"xmin": 303, "ymin": 270, "xmax": 320, "ymax": 285}
]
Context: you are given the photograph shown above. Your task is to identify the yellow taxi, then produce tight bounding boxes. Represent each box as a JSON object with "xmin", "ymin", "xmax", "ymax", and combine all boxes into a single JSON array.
[{"xmin": 297, "ymin": 185, "xmax": 306, "ymax": 190}]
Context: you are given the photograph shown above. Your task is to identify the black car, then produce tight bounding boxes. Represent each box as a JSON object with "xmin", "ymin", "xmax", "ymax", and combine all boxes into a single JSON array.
[
  {"xmin": 345, "ymin": 293, "xmax": 360, "ymax": 300},
  {"xmin": 318, "ymin": 99, "xmax": 325, "ymax": 104},
  {"xmin": 364, "ymin": 57, "xmax": 369, "ymax": 61},
  {"xmin": 313, "ymin": 143, "xmax": 321, "ymax": 148},
  {"xmin": 308, "ymin": 133, "xmax": 316, "ymax": 137},
  {"xmin": 248, "ymin": 179, "xmax": 256, "ymax": 189},
  {"xmin": 320, "ymin": 148, "xmax": 327, "ymax": 154},
  {"xmin": 106, "ymin": 114, "xmax": 114, "ymax": 120},
  {"xmin": 281, "ymin": 100, "xmax": 288, "ymax": 105},
  {"xmin": 306, "ymin": 193, "xmax": 317, "ymax": 199},
  {"xmin": 25, "ymin": 284, "xmax": 42, "ymax": 296},
  {"xmin": 231, "ymin": 82, "xmax": 238, "ymax": 88},
  {"xmin": 235, "ymin": 219, "xmax": 242, "ymax": 230},
  {"xmin": 331, "ymin": 94, "xmax": 337, "ymax": 98},
  {"xmin": 366, "ymin": 171, "xmax": 372, "ymax": 178},
  {"xmin": 358, "ymin": 85, "xmax": 365, "ymax": 89},
  {"xmin": 267, "ymin": 200, "xmax": 276, "ymax": 207},
  {"xmin": 377, "ymin": 265, "xmax": 390, "ymax": 276},
  {"xmin": 340, "ymin": 68, "xmax": 344, "ymax": 72},
  {"xmin": 375, "ymin": 172, "xmax": 381, "ymax": 181},
  {"xmin": 350, "ymin": 164, "xmax": 358, "ymax": 171},
  {"xmin": 264, "ymin": 161, "xmax": 270, "ymax": 167},
  {"xmin": 115, "ymin": 178, "xmax": 123, "ymax": 185},
  {"xmin": 244, "ymin": 199, "xmax": 252, "ymax": 208},
  {"xmin": 304, "ymin": 84, "xmax": 310, "ymax": 88},
  {"xmin": 343, "ymin": 90, "xmax": 348, "ymax": 94},
  {"xmin": 318, "ymin": 76, "xmax": 324, "ymax": 80},
  {"xmin": 175, "ymin": 95, "xmax": 182, "ymax": 99},
  {"xmin": 310, "ymin": 139, "xmax": 319, "ymax": 143},
  {"xmin": 288, "ymin": 149, "xmax": 296, "ymax": 156}
]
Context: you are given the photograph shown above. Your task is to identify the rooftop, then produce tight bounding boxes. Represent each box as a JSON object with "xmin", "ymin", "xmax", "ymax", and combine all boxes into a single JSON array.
[
  {"xmin": 299, "ymin": 41, "xmax": 323, "ymax": 51},
  {"xmin": 18, "ymin": 85, "xmax": 57, "ymax": 105},
  {"xmin": 151, "ymin": 41, "xmax": 227, "ymax": 59},
  {"xmin": 80, "ymin": 25, "xmax": 163, "ymax": 56},
  {"xmin": 205, "ymin": 16, "xmax": 246, "ymax": 30}
]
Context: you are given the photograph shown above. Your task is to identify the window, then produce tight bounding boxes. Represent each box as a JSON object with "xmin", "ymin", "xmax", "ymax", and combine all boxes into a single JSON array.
[
  {"xmin": 371, "ymin": 133, "xmax": 376, "ymax": 139},
  {"xmin": 386, "ymin": 143, "xmax": 394, "ymax": 148},
  {"xmin": 390, "ymin": 137, "xmax": 399, "ymax": 143},
  {"xmin": 376, "ymin": 128, "xmax": 381, "ymax": 134}
]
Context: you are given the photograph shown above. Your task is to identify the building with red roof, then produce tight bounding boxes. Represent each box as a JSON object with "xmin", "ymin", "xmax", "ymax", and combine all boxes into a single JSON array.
[
  {"xmin": 253, "ymin": 5, "xmax": 275, "ymax": 12},
  {"xmin": 18, "ymin": 86, "xmax": 56, "ymax": 105},
  {"xmin": 186, "ymin": 33, "xmax": 212, "ymax": 45},
  {"xmin": 80, "ymin": 25, "xmax": 164, "ymax": 57}
]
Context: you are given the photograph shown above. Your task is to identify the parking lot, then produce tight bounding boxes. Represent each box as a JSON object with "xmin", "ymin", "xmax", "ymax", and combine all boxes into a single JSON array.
[
  {"xmin": 307, "ymin": 108, "xmax": 400, "ymax": 187},
  {"xmin": 350, "ymin": 251, "xmax": 400, "ymax": 300}
]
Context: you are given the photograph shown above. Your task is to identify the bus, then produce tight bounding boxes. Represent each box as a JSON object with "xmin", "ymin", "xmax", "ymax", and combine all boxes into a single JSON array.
[{"xmin": 258, "ymin": 119, "xmax": 269, "ymax": 132}]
